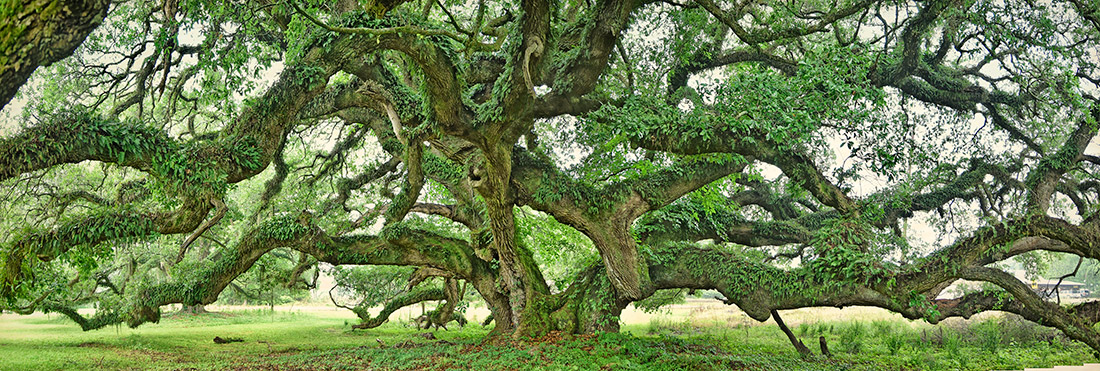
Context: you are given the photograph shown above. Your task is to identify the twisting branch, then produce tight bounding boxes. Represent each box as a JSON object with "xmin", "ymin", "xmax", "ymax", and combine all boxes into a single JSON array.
[
  {"xmin": 695, "ymin": 0, "xmax": 876, "ymax": 45},
  {"xmin": 985, "ymin": 104, "xmax": 1045, "ymax": 156},
  {"xmin": 175, "ymin": 198, "xmax": 228, "ymax": 264},
  {"xmin": 1047, "ymin": 257, "xmax": 1084, "ymax": 304},
  {"xmin": 1026, "ymin": 106, "xmax": 1100, "ymax": 213},
  {"xmin": 772, "ymin": 309, "xmax": 812, "ymax": 357},
  {"xmin": 286, "ymin": 1, "xmax": 464, "ymax": 42},
  {"xmin": 410, "ymin": 203, "xmax": 477, "ymax": 229}
]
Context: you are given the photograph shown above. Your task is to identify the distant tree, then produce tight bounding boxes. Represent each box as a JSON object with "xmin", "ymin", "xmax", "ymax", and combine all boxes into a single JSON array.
[{"xmin": 2, "ymin": 0, "xmax": 1100, "ymax": 353}]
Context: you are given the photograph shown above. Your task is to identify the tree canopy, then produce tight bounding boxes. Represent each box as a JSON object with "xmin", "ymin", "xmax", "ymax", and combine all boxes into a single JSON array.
[{"xmin": 2, "ymin": 0, "xmax": 1100, "ymax": 353}]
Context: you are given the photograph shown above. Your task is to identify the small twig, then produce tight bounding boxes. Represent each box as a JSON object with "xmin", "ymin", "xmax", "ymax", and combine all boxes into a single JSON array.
[
  {"xmin": 435, "ymin": 0, "xmax": 472, "ymax": 36},
  {"xmin": 615, "ymin": 40, "xmax": 634, "ymax": 93}
]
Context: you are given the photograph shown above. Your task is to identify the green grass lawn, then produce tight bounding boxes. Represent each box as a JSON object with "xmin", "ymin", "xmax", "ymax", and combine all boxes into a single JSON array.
[{"xmin": 0, "ymin": 308, "xmax": 1095, "ymax": 370}]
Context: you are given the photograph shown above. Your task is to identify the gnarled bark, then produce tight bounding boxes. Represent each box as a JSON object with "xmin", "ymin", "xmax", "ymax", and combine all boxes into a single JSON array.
[{"xmin": 0, "ymin": 0, "xmax": 109, "ymax": 109}]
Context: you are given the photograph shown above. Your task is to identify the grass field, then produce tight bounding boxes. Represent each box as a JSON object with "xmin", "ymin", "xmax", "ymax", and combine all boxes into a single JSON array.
[{"xmin": 0, "ymin": 301, "xmax": 1095, "ymax": 370}]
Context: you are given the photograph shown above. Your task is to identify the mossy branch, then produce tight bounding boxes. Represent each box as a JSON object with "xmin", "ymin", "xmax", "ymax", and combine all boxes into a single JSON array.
[{"xmin": 287, "ymin": 1, "xmax": 463, "ymax": 42}]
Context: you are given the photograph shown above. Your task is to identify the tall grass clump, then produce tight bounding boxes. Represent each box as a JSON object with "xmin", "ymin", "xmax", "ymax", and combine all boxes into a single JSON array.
[
  {"xmin": 839, "ymin": 322, "xmax": 866, "ymax": 354},
  {"xmin": 973, "ymin": 318, "xmax": 1005, "ymax": 353},
  {"xmin": 885, "ymin": 333, "xmax": 907, "ymax": 355},
  {"xmin": 943, "ymin": 330, "xmax": 960, "ymax": 355},
  {"xmin": 871, "ymin": 320, "xmax": 894, "ymax": 337}
]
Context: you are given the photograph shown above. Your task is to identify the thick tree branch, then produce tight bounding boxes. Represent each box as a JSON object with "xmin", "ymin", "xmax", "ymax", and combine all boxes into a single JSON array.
[
  {"xmin": 0, "ymin": 0, "xmax": 109, "ymax": 109},
  {"xmin": 1026, "ymin": 106, "xmax": 1100, "ymax": 213},
  {"xmin": 512, "ymin": 148, "xmax": 750, "ymax": 299}
]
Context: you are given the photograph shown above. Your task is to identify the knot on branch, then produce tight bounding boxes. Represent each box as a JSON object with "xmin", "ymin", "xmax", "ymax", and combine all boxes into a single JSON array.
[
  {"xmin": 297, "ymin": 209, "xmax": 314, "ymax": 228},
  {"xmin": 468, "ymin": 159, "xmax": 487, "ymax": 189},
  {"xmin": 523, "ymin": 36, "xmax": 545, "ymax": 96}
]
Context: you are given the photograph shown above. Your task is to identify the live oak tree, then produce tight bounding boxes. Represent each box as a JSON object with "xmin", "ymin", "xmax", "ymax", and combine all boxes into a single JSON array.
[{"xmin": 2, "ymin": 0, "xmax": 1100, "ymax": 353}]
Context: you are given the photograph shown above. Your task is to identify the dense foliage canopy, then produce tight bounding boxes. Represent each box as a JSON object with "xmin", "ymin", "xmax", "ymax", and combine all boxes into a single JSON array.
[{"xmin": 2, "ymin": 0, "xmax": 1100, "ymax": 354}]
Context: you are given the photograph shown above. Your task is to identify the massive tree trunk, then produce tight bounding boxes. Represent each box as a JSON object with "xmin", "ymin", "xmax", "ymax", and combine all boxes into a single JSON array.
[{"xmin": 470, "ymin": 143, "xmax": 560, "ymax": 339}]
